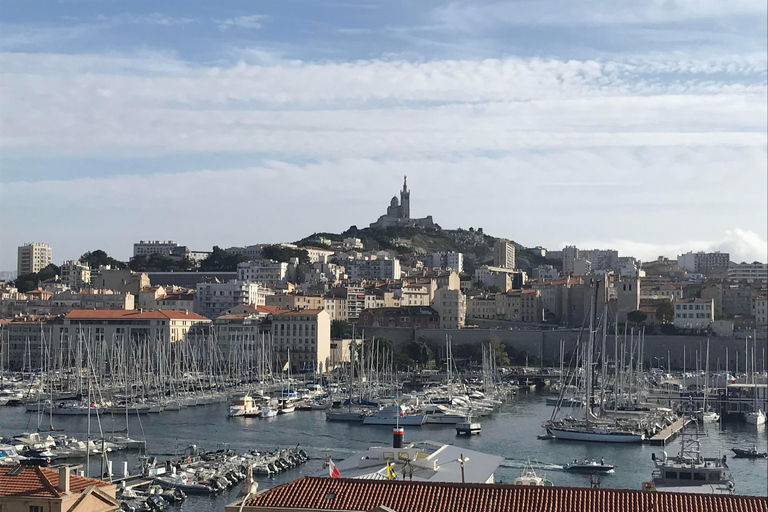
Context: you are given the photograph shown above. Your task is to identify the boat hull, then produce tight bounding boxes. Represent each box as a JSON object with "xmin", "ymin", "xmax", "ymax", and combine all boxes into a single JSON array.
[{"xmin": 548, "ymin": 427, "xmax": 644, "ymax": 443}]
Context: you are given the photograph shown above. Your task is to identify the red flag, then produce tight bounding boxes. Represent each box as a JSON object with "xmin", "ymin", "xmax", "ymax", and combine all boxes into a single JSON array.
[{"xmin": 329, "ymin": 459, "xmax": 340, "ymax": 479}]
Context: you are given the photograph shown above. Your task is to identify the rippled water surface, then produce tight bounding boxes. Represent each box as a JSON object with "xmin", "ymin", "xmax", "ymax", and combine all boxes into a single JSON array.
[{"xmin": 2, "ymin": 391, "xmax": 765, "ymax": 511}]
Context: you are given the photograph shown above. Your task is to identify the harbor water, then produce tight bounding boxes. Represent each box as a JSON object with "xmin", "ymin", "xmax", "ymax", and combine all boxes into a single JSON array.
[{"xmin": 1, "ymin": 390, "xmax": 766, "ymax": 511}]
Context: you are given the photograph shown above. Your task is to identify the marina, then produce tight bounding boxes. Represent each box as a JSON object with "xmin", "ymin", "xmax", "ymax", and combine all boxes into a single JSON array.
[{"xmin": 1, "ymin": 386, "xmax": 765, "ymax": 511}]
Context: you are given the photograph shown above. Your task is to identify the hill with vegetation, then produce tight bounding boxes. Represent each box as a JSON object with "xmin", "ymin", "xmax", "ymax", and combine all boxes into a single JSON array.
[{"xmin": 297, "ymin": 225, "xmax": 560, "ymax": 275}]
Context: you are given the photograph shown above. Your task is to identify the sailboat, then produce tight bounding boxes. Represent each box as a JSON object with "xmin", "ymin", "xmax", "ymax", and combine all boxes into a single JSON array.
[
  {"xmin": 545, "ymin": 285, "xmax": 645, "ymax": 443},
  {"xmin": 744, "ymin": 333, "xmax": 766, "ymax": 425},
  {"xmin": 699, "ymin": 339, "xmax": 719, "ymax": 423}
]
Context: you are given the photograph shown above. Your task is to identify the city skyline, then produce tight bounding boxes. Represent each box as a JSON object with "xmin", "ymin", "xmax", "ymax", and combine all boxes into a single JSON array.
[{"xmin": 1, "ymin": 0, "xmax": 766, "ymax": 269}]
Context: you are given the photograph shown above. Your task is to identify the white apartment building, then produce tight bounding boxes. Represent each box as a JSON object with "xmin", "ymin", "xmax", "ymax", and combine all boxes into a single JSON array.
[
  {"xmin": 195, "ymin": 280, "xmax": 272, "ymax": 319},
  {"xmin": 532, "ymin": 265, "xmax": 559, "ymax": 281},
  {"xmin": 138, "ymin": 286, "xmax": 195, "ymax": 311},
  {"xmin": 225, "ymin": 245, "xmax": 265, "ymax": 261},
  {"xmin": 343, "ymin": 237, "xmax": 364, "ymax": 250},
  {"xmin": 346, "ymin": 285, "xmax": 366, "ymax": 319},
  {"xmin": 562, "ymin": 245, "xmax": 579, "ymax": 274},
  {"xmin": 640, "ymin": 283, "xmax": 684, "ymax": 301},
  {"xmin": 271, "ymin": 309, "xmax": 331, "ymax": 373},
  {"xmin": 301, "ymin": 246, "xmax": 336, "ymax": 264},
  {"xmin": 400, "ymin": 283, "xmax": 430, "ymax": 306},
  {"xmin": 754, "ymin": 297, "xmax": 767, "ymax": 329},
  {"xmin": 728, "ymin": 262, "xmax": 767, "ymax": 283},
  {"xmin": 677, "ymin": 251, "xmax": 730, "ymax": 275},
  {"xmin": 430, "ymin": 289, "xmax": 466, "ymax": 329},
  {"xmin": 618, "ymin": 257, "xmax": 646, "ymax": 277},
  {"xmin": 237, "ymin": 259, "xmax": 289, "ymax": 286},
  {"xmin": 17, "ymin": 243, "xmax": 52, "ymax": 276},
  {"xmin": 581, "ymin": 249, "xmax": 619, "ymax": 272},
  {"xmin": 133, "ymin": 240, "xmax": 178, "ymax": 257},
  {"xmin": 347, "ymin": 258, "xmax": 401, "ymax": 280},
  {"xmin": 492, "ymin": 239, "xmax": 515, "ymax": 269},
  {"xmin": 673, "ymin": 298, "xmax": 714, "ymax": 330},
  {"xmin": 428, "ymin": 252, "xmax": 464, "ymax": 273},
  {"xmin": 60, "ymin": 260, "xmax": 91, "ymax": 290}
]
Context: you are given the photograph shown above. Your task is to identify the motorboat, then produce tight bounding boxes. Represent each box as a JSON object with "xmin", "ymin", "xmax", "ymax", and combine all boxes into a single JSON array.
[
  {"xmin": 326, "ymin": 410, "xmax": 367, "ymax": 422},
  {"xmin": 745, "ymin": 410, "xmax": 766, "ymax": 425},
  {"xmin": 422, "ymin": 404, "xmax": 469, "ymax": 424},
  {"xmin": 278, "ymin": 399, "xmax": 296, "ymax": 414},
  {"xmin": 229, "ymin": 394, "xmax": 261, "ymax": 418},
  {"xmin": 563, "ymin": 459, "xmax": 614, "ymax": 472},
  {"xmin": 363, "ymin": 404, "xmax": 425, "ymax": 426},
  {"xmin": 731, "ymin": 446, "xmax": 767, "ymax": 459},
  {"xmin": 699, "ymin": 410, "xmax": 720, "ymax": 423},
  {"xmin": 154, "ymin": 474, "xmax": 217, "ymax": 494},
  {"xmin": 514, "ymin": 460, "xmax": 554, "ymax": 486},
  {"xmin": 455, "ymin": 420, "xmax": 481, "ymax": 435},
  {"xmin": 648, "ymin": 430, "xmax": 734, "ymax": 494}
]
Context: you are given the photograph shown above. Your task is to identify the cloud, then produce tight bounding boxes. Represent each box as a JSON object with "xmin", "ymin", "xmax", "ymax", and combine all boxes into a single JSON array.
[
  {"xmin": 571, "ymin": 229, "xmax": 768, "ymax": 265},
  {"xmin": 432, "ymin": 0, "xmax": 767, "ymax": 29},
  {"xmin": 93, "ymin": 12, "xmax": 201, "ymax": 26},
  {"xmin": 217, "ymin": 15, "xmax": 268, "ymax": 31}
]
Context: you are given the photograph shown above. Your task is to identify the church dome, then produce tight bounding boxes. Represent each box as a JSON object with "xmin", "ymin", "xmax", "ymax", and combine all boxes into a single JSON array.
[{"xmin": 390, "ymin": 196, "xmax": 399, "ymax": 207}]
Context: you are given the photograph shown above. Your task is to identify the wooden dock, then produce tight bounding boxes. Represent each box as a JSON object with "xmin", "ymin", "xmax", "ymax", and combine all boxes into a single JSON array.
[{"xmin": 648, "ymin": 417, "xmax": 690, "ymax": 445}]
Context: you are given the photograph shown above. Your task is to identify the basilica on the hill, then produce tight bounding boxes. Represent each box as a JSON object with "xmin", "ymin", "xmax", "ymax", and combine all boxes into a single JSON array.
[{"xmin": 369, "ymin": 176, "xmax": 434, "ymax": 229}]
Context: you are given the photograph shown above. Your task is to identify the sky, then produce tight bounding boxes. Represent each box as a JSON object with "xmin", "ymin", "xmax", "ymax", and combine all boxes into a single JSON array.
[{"xmin": 0, "ymin": 0, "xmax": 766, "ymax": 271}]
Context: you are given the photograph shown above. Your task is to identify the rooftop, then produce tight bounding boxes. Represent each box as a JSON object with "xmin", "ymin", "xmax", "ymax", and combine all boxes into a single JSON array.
[
  {"xmin": 65, "ymin": 309, "xmax": 210, "ymax": 321},
  {"xmin": 0, "ymin": 465, "xmax": 112, "ymax": 498},
  {"xmin": 238, "ymin": 477, "xmax": 768, "ymax": 512}
]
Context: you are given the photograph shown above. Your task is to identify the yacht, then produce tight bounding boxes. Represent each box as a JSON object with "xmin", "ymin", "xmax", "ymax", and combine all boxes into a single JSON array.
[
  {"xmin": 228, "ymin": 394, "xmax": 261, "ymax": 417},
  {"xmin": 422, "ymin": 404, "xmax": 468, "ymax": 424},
  {"xmin": 648, "ymin": 430, "xmax": 734, "ymax": 494},
  {"xmin": 513, "ymin": 460, "xmax": 553, "ymax": 486},
  {"xmin": 363, "ymin": 404, "xmax": 425, "ymax": 426},
  {"xmin": 745, "ymin": 409, "xmax": 766, "ymax": 425}
]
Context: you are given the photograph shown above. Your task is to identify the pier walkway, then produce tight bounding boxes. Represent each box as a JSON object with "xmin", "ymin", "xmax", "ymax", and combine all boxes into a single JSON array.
[{"xmin": 648, "ymin": 417, "xmax": 691, "ymax": 445}]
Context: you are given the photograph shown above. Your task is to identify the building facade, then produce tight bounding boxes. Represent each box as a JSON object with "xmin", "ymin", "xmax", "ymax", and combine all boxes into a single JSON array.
[
  {"xmin": 60, "ymin": 260, "xmax": 91, "ymax": 290},
  {"xmin": 673, "ymin": 298, "xmax": 714, "ymax": 330},
  {"xmin": 677, "ymin": 251, "xmax": 730, "ymax": 275},
  {"xmin": 728, "ymin": 262, "xmax": 767, "ymax": 283},
  {"xmin": 428, "ymin": 252, "xmax": 464, "ymax": 273},
  {"xmin": 431, "ymin": 288, "xmax": 466, "ymax": 329},
  {"xmin": 133, "ymin": 240, "xmax": 178, "ymax": 257},
  {"xmin": 195, "ymin": 280, "xmax": 271, "ymax": 319},
  {"xmin": 347, "ymin": 258, "xmax": 401, "ymax": 280},
  {"xmin": 492, "ymin": 239, "xmax": 515, "ymax": 269},
  {"xmin": 271, "ymin": 309, "xmax": 331, "ymax": 373},
  {"xmin": 237, "ymin": 259, "xmax": 289, "ymax": 286},
  {"xmin": 17, "ymin": 243, "xmax": 52, "ymax": 276}
]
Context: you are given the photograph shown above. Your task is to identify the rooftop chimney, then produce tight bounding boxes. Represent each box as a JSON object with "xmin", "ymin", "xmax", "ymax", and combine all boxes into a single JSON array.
[{"xmin": 57, "ymin": 466, "xmax": 71, "ymax": 494}]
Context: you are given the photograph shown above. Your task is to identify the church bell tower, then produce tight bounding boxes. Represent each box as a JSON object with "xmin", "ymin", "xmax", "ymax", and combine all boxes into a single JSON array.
[{"xmin": 400, "ymin": 175, "xmax": 410, "ymax": 220}]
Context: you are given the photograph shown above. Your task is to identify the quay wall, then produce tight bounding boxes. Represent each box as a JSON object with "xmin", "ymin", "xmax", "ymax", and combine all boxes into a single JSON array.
[{"xmin": 356, "ymin": 327, "xmax": 766, "ymax": 370}]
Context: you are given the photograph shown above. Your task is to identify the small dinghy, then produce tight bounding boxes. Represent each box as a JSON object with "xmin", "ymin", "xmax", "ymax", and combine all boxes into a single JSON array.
[
  {"xmin": 563, "ymin": 458, "xmax": 614, "ymax": 472},
  {"xmin": 732, "ymin": 446, "xmax": 767, "ymax": 459}
]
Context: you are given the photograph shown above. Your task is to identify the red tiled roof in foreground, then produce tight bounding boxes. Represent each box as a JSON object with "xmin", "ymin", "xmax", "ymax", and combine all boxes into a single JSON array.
[
  {"xmin": 65, "ymin": 309, "xmax": 210, "ymax": 321},
  {"xmin": 242, "ymin": 477, "xmax": 768, "ymax": 512},
  {"xmin": 0, "ymin": 466, "xmax": 112, "ymax": 498}
]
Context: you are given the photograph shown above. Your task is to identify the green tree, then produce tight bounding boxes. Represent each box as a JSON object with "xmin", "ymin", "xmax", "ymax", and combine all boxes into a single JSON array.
[
  {"xmin": 261, "ymin": 245, "xmax": 310, "ymax": 264},
  {"xmin": 79, "ymin": 249, "xmax": 127, "ymax": 269},
  {"xmin": 489, "ymin": 339, "xmax": 510, "ymax": 367},
  {"xmin": 488, "ymin": 285, "xmax": 502, "ymax": 294},
  {"xmin": 331, "ymin": 320, "xmax": 351, "ymax": 339},
  {"xmin": 199, "ymin": 246, "xmax": 249, "ymax": 271},
  {"xmin": 656, "ymin": 299, "xmax": 674, "ymax": 323},
  {"xmin": 37, "ymin": 263, "xmax": 61, "ymax": 283},
  {"xmin": 129, "ymin": 254, "xmax": 195, "ymax": 272},
  {"xmin": 404, "ymin": 340, "xmax": 433, "ymax": 367},
  {"xmin": 14, "ymin": 273, "xmax": 39, "ymax": 293},
  {"xmin": 627, "ymin": 310, "xmax": 648, "ymax": 324}
]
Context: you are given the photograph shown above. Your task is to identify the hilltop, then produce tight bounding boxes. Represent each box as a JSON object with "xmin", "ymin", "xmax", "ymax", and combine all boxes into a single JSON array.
[{"xmin": 296, "ymin": 225, "xmax": 560, "ymax": 275}]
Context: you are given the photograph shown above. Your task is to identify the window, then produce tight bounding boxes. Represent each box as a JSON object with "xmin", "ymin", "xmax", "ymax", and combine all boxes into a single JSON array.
[
  {"xmin": 30, "ymin": 506, "xmax": 44, "ymax": 512},
  {"xmin": 680, "ymin": 472, "xmax": 692, "ymax": 480},
  {"xmin": 665, "ymin": 471, "xmax": 677, "ymax": 479}
]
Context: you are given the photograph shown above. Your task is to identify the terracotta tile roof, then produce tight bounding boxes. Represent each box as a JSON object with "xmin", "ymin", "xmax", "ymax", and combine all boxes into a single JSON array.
[
  {"xmin": 0, "ymin": 466, "xmax": 112, "ymax": 498},
  {"xmin": 273, "ymin": 309, "xmax": 324, "ymax": 316},
  {"xmin": 65, "ymin": 309, "xmax": 210, "ymax": 321},
  {"xmin": 242, "ymin": 477, "xmax": 768, "ymax": 512}
]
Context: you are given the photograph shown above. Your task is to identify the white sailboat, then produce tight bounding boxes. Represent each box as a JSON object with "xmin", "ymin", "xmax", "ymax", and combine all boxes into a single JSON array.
[
  {"xmin": 699, "ymin": 339, "xmax": 719, "ymax": 424},
  {"xmin": 744, "ymin": 333, "xmax": 765, "ymax": 426}
]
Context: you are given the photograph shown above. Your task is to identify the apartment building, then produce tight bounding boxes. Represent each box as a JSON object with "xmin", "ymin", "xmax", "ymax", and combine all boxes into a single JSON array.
[
  {"xmin": 428, "ymin": 252, "xmax": 464, "ymax": 273},
  {"xmin": 466, "ymin": 295, "xmax": 497, "ymax": 320},
  {"xmin": 347, "ymin": 258, "xmax": 401, "ymax": 280},
  {"xmin": 323, "ymin": 296, "xmax": 348, "ymax": 321},
  {"xmin": 431, "ymin": 288, "xmax": 466, "ymax": 329},
  {"xmin": 728, "ymin": 262, "xmax": 767, "ymax": 283},
  {"xmin": 673, "ymin": 298, "xmax": 714, "ymax": 330},
  {"xmin": 60, "ymin": 260, "xmax": 91, "ymax": 290},
  {"xmin": 133, "ymin": 240, "xmax": 178, "ymax": 257},
  {"xmin": 195, "ymin": 280, "xmax": 272, "ymax": 319},
  {"xmin": 266, "ymin": 293, "xmax": 324, "ymax": 311},
  {"xmin": 237, "ymin": 259, "xmax": 289, "ymax": 286},
  {"xmin": 17, "ymin": 243, "xmax": 52, "ymax": 276},
  {"xmin": 492, "ymin": 239, "xmax": 515, "ymax": 269},
  {"xmin": 755, "ymin": 296, "xmax": 767, "ymax": 329},
  {"xmin": 271, "ymin": 309, "xmax": 331, "ymax": 373},
  {"xmin": 677, "ymin": 251, "xmax": 730, "ymax": 275}
]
